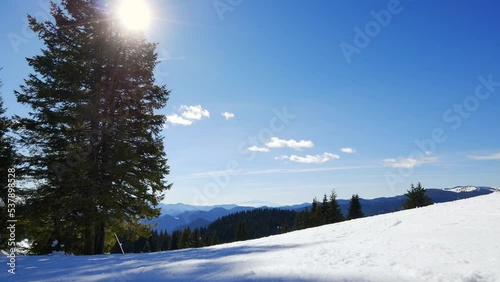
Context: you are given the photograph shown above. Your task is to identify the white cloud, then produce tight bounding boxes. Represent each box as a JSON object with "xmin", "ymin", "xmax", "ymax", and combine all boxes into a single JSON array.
[
  {"xmin": 383, "ymin": 157, "xmax": 438, "ymax": 169},
  {"xmin": 165, "ymin": 114, "xmax": 192, "ymax": 126},
  {"xmin": 221, "ymin": 112, "xmax": 235, "ymax": 120},
  {"xmin": 180, "ymin": 105, "xmax": 210, "ymax": 120},
  {"xmin": 265, "ymin": 137, "xmax": 314, "ymax": 151},
  {"xmin": 467, "ymin": 152, "xmax": 500, "ymax": 160},
  {"xmin": 276, "ymin": 152, "xmax": 340, "ymax": 164},
  {"xmin": 248, "ymin": 146, "xmax": 270, "ymax": 153},
  {"xmin": 165, "ymin": 105, "xmax": 210, "ymax": 127},
  {"xmin": 274, "ymin": 155, "xmax": 289, "ymax": 160},
  {"xmin": 341, "ymin": 148, "xmax": 356, "ymax": 154},
  {"xmin": 176, "ymin": 165, "xmax": 379, "ymax": 179}
]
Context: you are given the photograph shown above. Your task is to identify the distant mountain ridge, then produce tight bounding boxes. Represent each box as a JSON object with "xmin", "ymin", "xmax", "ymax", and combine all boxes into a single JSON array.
[
  {"xmin": 151, "ymin": 185, "xmax": 498, "ymax": 232},
  {"xmin": 149, "ymin": 205, "xmax": 256, "ymax": 232},
  {"xmin": 157, "ymin": 203, "xmax": 240, "ymax": 217}
]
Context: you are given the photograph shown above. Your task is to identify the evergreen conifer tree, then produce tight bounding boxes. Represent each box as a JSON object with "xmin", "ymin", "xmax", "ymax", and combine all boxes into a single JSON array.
[
  {"xmin": 160, "ymin": 230, "xmax": 170, "ymax": 251},
  {"xmin": 169, "ymin": 231, "xmax": 180, "ymax": 250},
  {"xmin": 403, "ymin": 182, "xmax": 433, "ymax": 209},
  {"xmin": 310, "ymin": 197, "xmax": 320, "ymax": 226},
  {"xmin": 149, "ymin": 230, "xmax": 159, "ymax": 252},
  {"xmin": 179, "ymin": 227, "xmax": 191, "ymax": 249},
  {"xmin": 294, "ymin": 208, "xmax": 309, "ymax": 230},
  {"xmin": 235, "ymin": 220, "xmax": 246, "ymax": 241},
  {"xmin": 210, "ymin": 232, "xmax": 219, "ymax": 246},
  {"xmin": 347, "ymin": 194, "xmax": 364, "ymax": 220},
  {"xmin": 327, "ymin": 190, "xmax": 344, "ymax": 223},
  {"xmin": 320, "ymin": 194, "xmax": 329, "ymax": 225},
  {"xmin": 15, "ymin": 0, "xmax": 171, "ymax": 254},
  {"xmin": 191, "ymin": 228, "xmax": 201, "ymax": 248},
  {"xmin": 142, "ymin": 240, "xmax": 151, "ymax": 253}
]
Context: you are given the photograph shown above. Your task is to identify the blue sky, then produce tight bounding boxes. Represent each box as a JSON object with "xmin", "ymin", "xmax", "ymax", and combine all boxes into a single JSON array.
[{"xmin": 1, "ymin": 0, "xmax": 499, "ymax": 206}]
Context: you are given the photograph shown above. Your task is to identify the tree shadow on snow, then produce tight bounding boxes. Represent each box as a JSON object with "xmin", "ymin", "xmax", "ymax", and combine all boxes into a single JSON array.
[{"xmin": 2, "ymin": 243, "xmax": 368, "ymax": 282}]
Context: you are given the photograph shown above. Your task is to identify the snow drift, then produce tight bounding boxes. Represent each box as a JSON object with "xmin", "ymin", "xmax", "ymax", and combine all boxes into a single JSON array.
[{"xmin": 2, "ymin": 193, "xmax": 499, "ymax": 282}]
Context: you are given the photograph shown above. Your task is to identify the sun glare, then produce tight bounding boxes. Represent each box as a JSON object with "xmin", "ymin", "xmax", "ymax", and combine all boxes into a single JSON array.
[{"xmin": 118, "ymin": 0, "xmax": 151, "ymax": 31}]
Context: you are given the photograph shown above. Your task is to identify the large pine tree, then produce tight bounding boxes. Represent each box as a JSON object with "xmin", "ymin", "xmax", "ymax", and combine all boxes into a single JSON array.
[
  {"xmin": 326, "ymin": 190, "xmax": 344, "ymax": 224},
  {"xmin": 310, "ymin": 197, "xmax": 320, "ymax": 227},
  {"xmin": 320, "ymin": 194, "xmax": 329, "ymax": 225},
  {"xmin": 347, "ymin": 194, "xmax": 364, "ymax": 220},
  {"xmin": 15, "ymin": 0, "xmax": 171, "ymax": 255},
  {"xmin": 403, "ymin": 182, "xmax": 433, "ymax": 210}
]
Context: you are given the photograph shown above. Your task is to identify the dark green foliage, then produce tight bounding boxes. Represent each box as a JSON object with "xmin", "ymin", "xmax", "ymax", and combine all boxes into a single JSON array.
[
  {"xmin": 203, "ymin": 208, "xmax": 296, "ymax": 244},
  {"xmin": 235, "ymin": 220, "xmax": 246, "ymax": 241},
  {"xmin": 142, "ymin": 241, "xmax": 151, "ymax": 253},
  {"xmin": 293, "ymin": 207, "xmax": 309, "ymax": 230},
  {"xmin": 206, "ymin": 232, "xmax": 219, "ymax": 246},
  {"xmin": 320, "ymin": 194, "xmax": 329, "ymax": 225},
  {"xmin": 190, "ymin": 228, "xmax": 202, "ymax": 248},
  {"xmin": 108, "ymin": 190, "xmax": 359, "ymax": 254},
  {"xmin": 15, "ymin": 0, "xmax": 171, "ymax": 255},
  {"xmin": 294, "ymin": 190, "xmax": 344, "ymax": 230},
  {"xmin": 403, "ymin": 182, "xmax": 433, "ymax": 209},
  {"xmin": 310, "ymin": 197, "xmax": 320, "ymax": 227},
  {"xmin": 169, "ymin": 230, "xmax": 180, "ymax": 251},
  {"xmin": 110, "ymin": 229, "xmax": 165, "ymax": 253},
  {"xmin": 179, "ymin": 227, "xmax": 192, "ymax": 249},
  {"xmin": 327, "ymin": 191, "xmax": 345, "ymax": 223},
  {"xmin": 110, "ymin": 227, "xmax": 204, "ymax": 253},
  {"xmin": 160, "ymin": 230, "xmax": 170, "ymax": 251},
  {"xmin": 211, "ymin": 233, "xmax": 220, "ymax": 245},
  {"xmin": 347, "ymin": 194, "xmax": 364, "ymax": 220}
]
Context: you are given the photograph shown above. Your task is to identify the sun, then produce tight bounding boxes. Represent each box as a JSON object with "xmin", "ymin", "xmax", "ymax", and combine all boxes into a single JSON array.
[{"xmin": 118, "ymin": 0, "xmax": 151, "ymax": 31}]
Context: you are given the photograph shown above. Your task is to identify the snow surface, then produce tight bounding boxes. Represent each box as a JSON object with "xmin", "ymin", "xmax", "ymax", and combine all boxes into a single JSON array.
[{"xmin": 2, "ymin": 193, "xmax": 500, "ymax": 282}]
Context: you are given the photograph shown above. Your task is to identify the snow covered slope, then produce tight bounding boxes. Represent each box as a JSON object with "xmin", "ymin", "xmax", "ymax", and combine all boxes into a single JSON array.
[{"xmin": 2, "ymin": 193, "xmax": 500, "ymax": 282}]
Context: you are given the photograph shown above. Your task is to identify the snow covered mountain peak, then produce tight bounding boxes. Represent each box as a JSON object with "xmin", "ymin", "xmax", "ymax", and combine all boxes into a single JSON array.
[
  {"xmin": 443, "ymin": 186, "xmax": 479, "ymax": 193},
  {"xmin": 443, "ymin": 185, "xmax": 500, "ymax": 193}
]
